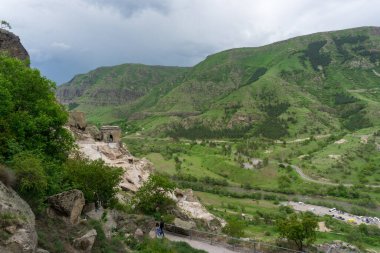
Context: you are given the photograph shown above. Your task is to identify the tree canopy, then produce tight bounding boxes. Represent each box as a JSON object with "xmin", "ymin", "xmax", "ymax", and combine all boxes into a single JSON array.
[
  {"xmin": 0, "ymin": 55, "xmax": 73, "ymax": 162},
  {"xmin": 276, "ymin": 212, "xmax": 318, "ymax": 251},
  {"xmin": 132, "ymin": 174, "xmax": 175, "ymax": 215}
]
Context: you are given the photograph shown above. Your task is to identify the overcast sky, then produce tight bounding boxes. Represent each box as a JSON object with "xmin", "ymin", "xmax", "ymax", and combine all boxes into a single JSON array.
[{"xmin": 2, "ymin": 0, "xmax": 380, "ymax": 84}]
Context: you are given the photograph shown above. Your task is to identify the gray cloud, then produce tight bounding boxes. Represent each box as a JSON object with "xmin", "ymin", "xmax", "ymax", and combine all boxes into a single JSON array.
[
  {"xmin": 1, "ymin": 0, "xmax": 380, "ymax": 84},
  {"xmin": 85, "ymin": 0, "xmax": 171, "ymax": 17}
]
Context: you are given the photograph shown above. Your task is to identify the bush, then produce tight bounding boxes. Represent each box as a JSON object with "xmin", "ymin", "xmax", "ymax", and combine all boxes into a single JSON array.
[
  {"xmin": 132, "ymin": 174, "xmax": 175, "ymax": 215},
  {"xmin": 222, "ymin": 217, "xmax": 245, "ymax": 238},
  {"xmin": 64, "ymin": 157, "xmax": 123, "ymax": 206},
  {"xmin": 11, "ymin": 152, "xmax": 47, "ymax": 202}
]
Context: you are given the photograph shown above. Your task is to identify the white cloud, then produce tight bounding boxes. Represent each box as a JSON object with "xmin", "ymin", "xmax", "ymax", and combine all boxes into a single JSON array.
[
  {"xmin": 51, "ymin": 42, "xmax": 71, "ymax": 50},
  {"xmin": 1, "ymin": 0, "xmax": 380, "ymax": 83}
]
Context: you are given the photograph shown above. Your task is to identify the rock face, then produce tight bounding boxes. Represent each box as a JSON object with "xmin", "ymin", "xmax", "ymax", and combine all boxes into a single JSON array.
[
  {"xmin": 173, "ymin": 189, "xmax": 226, "ymax": 231},
  {"xmin": 68, "ymin": 111, "xmax": 87, "ymax": 131},
  {"xmin": 46, "ymin": 189, "xmax": 85, "ymax": 225},
  {"xmin": 0, "ymin": 28, "xmax": 29, "ymax": 62},
  {"xmin": 0, "ymin": 181, "xmax": 37, "ymax": 253},
  {"xmin": 73, "ymin": 229, "xmax": 97, "ymax": 253}
]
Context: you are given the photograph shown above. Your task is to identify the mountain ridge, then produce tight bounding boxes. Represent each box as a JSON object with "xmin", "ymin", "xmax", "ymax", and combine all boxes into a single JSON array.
[{"xmin": 56, "ymin": 26, "xmax": 380, "ymax": 139}]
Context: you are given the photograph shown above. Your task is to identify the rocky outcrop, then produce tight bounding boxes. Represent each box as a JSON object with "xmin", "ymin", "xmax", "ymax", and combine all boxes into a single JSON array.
[
  {"xmin": 317, "ymin": 240, "xmax": 361, "ymax": 253},
  {"xmin": 172, "ymin": 189, "xmax": 226, "ymax": 231},
  {"xmin": 46, "ymin": 189, "xmax": 85, "ymax": 225},
  {"xmin": 68, "ymin": 111, "xmax": 87, "ymax": 131},
  {"xmin": 73, "ymin": 229, "xmax": 97, "ymax": 253},
  {"xmin": 174, "ymin": 218, "xmax": 196, "ymax": 230},
  {"xmin": 0, "ymin": 28, "xmax": 29, "ymax": 62},
  {"xmin": 0, "ymin": 181, "xmax": 37, "ymax": 253}
]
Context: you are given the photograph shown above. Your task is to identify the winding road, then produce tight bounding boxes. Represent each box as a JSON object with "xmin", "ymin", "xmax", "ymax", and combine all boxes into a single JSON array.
[{"xmin": 282, "ymin": 163, "xmax": 380, "ymax": 188}]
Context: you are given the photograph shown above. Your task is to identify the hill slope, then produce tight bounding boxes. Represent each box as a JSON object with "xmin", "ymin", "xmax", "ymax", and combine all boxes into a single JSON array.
[{"xmin": 57, "ymin": 27, "xmax": 380, "ymax": 139}]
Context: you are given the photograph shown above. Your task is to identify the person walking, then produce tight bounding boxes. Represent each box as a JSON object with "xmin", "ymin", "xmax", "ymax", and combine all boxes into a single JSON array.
[
  {"xmin": 159, "ymin": 219, "xmax": 165, "ymax": 237},
  {"xmin": 155, "ymin": 223, "xmax": 163, "ymax": 239}
]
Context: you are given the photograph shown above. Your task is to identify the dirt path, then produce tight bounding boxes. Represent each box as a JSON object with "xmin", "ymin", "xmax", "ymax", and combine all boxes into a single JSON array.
[
  {"xmin": 283, "ymin": 163, "xmax": 380, "ymax": 188},
  {"xmin": 166, "ymin": 233, "xmax": 238, "ymax": 253},
  {"xmin": 275, "ymin": 134, "xmax": 331, "ymax": 144}
]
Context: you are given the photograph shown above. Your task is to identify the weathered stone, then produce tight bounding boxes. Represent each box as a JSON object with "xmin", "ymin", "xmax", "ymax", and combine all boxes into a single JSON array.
[
  {"xmin": 100, "ymin": 126, "xmax": 121, "ymax": 143},
  {"xmin": 86, "ymin": 125, "xmax": 102, "ymax": 140},
  {"xmin": 5, "ymin": 225, "xmax": 17, "ymax": 234},
  {"xmin": 68, "ymin": 111, "xmax": 87, "ymax": 130},
  {"xmin": 0, "ymin": 181, "xmax": 37, "ymax": 253},
  {"xmin": 148, "ymin": 229, "xmax": 156, "ymax": 239},
  {"xmin": 173, "ymin": 218, "xmax": 196, "ymax": 230},
  {"xmin": 82, "ymin": 203, "xmax": 95, "ymax": 214},
  {"xmin": 47, "ymin": 189, "xmax": 85, "ymax": 225},
  {"xmin": 134, "ymin": 228, "xmax": 144, "ymax": 239},
  {"xmin": 0, "ymin": 28, "xmax": 29, "ymax": 62},
  {"xmin": 73, "ymin": 229, "xmax": 97, "ymax": 253}
]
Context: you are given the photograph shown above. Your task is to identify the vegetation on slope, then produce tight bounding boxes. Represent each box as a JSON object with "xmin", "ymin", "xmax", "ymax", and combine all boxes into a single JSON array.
[{"xmin": 58, "ymin": 27, "xmax": 380, "ymax": 141}]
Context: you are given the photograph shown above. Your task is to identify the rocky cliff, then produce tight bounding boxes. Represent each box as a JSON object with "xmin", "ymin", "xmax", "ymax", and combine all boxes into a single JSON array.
[
  {"xmin": 0, "ymin": 28, "xmax": 29, "ymax": 62},
  {"xmin": 0, "ymin": 181, "xmax": 37, "ymax": 253}
]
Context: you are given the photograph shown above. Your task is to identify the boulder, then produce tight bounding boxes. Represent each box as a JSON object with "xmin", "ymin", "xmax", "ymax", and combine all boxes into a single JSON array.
[
  {"xmin": 0, "ymin": 181, "xmax": 37, "ymax": 252},
  {"xmin": 134, "ymin": 228, "xmax": 144, "ymax": 239},
  {"xmin": 173, "ymin": 218, "xmax": 196, "ymax": 230},
  {"xmin": 86, "ymin": 125, "xmax": 102, "ymax": 140},
  {"xmin": 46, "ymin": 189, "xmax": 85, "ymax": 225},
  {"xmin": 73, "ymin": 229, "xmax": 97, "ymax": 253},
  {"xmin": 68, "ymin": 111, "xmax": 87, "ymax": 130},
  {"xmin": 148, "ymin": 229, "xmax": 156, "ymax": 239}
]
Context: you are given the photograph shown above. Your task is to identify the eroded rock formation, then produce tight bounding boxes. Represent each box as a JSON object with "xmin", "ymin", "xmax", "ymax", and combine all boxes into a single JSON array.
[
  {"xmin": 0, "ymin": 181, "xmax": 37, "ymax": 253},
  {"xmin": 0, "ymin": 28, "xmax": 29, "ymax": 62},
  {"xmin": 46, "ymin": 189, "xmax": 85, "ymax": 225}
]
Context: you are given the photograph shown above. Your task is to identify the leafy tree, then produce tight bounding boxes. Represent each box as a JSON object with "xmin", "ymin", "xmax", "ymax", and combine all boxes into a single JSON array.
[
  {"xmin": 64, "ymin": 157, "xmax": 123, "ymax": 206},
  {"xmin": 1, "ymin": 20, "xmax": 11, "ymax": 29},
  {"xmin": 0, "ymin": 56, "xmax": 74, "ymax": 162},
  {"xmin": 10, "ymin": 152, "xmax": 48, "ymax": 205},
  {"xmin": 132, "ymin": 174, "xmax": 175, "ymax": 215},
  {"xmin": 277, "ymin": 212, "xmax": 318, "ymax": 251},
  {"xmin": 222, "ymin": 217, "xmax": 245, "ymax": 238}
]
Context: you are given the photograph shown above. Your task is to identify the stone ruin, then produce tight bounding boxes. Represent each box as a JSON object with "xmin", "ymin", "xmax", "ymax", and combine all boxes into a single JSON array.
[{"xmin": 100, "ymin": 126, "xmax": 121, "ymax": 143}]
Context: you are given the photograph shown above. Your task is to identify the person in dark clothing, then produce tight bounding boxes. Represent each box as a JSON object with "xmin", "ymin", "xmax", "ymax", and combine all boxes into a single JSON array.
[
  {"xmin": 159, "ymin": 219, "xmax": 165, "ymax": 237},
  {"xmin": 155, "ymin": 223, "xmax": 162, "ymax": 238}
]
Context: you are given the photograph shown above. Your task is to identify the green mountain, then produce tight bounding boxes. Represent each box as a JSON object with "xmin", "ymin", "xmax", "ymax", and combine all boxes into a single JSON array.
[{"xmin": 57, "ymin": 26, "xmax": 380, "ymax": 139}]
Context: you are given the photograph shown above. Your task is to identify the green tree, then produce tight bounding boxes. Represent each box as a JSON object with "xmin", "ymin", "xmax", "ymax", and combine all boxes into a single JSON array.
[
  {"xmin": 10, "ymin": 152, "xmax": 48, "ymax": 205},
  {"xmin": 222, "ymin": 217, "xmax": 245, "ymax": 238},
  {"xmin": 277, "ymin": 212, "xmax": 318, "ymax": 251},
  {"xmin": 0, "ymin": 56, "xmax": 74, "ymax": 162},
  {"xmin": 132, "ymin": 174, "xmax": 175, "ymax": 215},
  {"xmin": 64, "ymin": 157, "xmax": 123, "ymax": 206}
]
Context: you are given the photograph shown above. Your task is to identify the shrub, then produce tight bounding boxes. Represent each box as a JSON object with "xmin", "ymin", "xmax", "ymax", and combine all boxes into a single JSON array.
[
  {"xmin": 11, "ymin": 152, "xmax": 47, "ymax": 201},
  {"xmin": 64, "ymin": 157, "xmax": 123, "ymax": 206},
  {"xmin": 222, "ymin": 217, "xmax": 246, "ymax": 238},
  {"xmin": 132, "ymin": 174, "xmax": 175, "ymax": 215}
]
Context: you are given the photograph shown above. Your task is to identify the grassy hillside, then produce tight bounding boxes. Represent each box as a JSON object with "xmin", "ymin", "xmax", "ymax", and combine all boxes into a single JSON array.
[
  {"xmin": 56, "ymin": 64, "xmax": 189, "ymax": 123},
  {"xmin": 57, "ymin": 26, "xmax": 380, "ymax": 140}
]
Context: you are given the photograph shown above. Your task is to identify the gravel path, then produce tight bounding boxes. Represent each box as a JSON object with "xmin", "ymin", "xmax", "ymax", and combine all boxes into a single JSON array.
[{"xmin": 166, "ymin": 233, "xmax": 238, "ymax": 253}]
